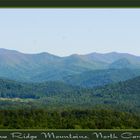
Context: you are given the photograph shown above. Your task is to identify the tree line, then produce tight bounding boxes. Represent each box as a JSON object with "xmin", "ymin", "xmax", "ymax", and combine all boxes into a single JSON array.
[{"xmin": 0, "ymin": 109, "xmax": 140, "ymax": 129}]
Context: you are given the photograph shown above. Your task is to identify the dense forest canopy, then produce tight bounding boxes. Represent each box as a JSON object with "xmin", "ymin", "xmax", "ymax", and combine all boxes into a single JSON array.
[
  {"xmin": 0, "ymin": 76, "xmax": 139, "ymax": 112},
  {"xmin": 0, "ymin": 109, "xmax": 140, "ymax": 129}
]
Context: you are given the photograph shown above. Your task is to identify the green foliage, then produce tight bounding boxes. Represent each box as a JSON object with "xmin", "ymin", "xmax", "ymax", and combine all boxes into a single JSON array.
[
  {"xmin": 0, "ymin": 109, "xmax": 139, "ymax": 129},
  {"xmin": 0, "ymin": 76, "xmax": 140, "ymax": 113}
]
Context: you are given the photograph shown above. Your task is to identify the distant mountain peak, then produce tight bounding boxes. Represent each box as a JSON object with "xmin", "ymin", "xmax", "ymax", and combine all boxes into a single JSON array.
[
  {"xmin": 0, "ymin": 48, "xmax": 139, "ymax": 58},
  {"xmin": 0, "ymin": 48, "xmax": 20, "ymax": 54},
  {"xmin": 109, "ymin": 58, "xmax": 134, "ymax": 69},
  {"xmin": 37, "ymin": 52, "xmax": 59, "ymax": 57}
]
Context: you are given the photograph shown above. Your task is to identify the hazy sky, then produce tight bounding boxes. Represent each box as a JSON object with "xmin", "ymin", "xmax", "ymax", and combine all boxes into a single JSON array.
[{"xmin": 0, "ymin": 9, "xmax": 140, "ymax": 56}]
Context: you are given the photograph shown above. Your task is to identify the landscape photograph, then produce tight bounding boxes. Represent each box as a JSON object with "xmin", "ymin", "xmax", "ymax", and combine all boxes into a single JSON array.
[{"xmin": 0, "ymin": 9, "xmax": 140, "ymax": 129}]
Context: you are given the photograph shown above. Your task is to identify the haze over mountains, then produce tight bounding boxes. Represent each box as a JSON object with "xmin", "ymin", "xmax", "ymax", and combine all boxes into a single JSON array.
[{"xmin": 0, "ymin": 48, "xmax": 140, "ymax": 87}]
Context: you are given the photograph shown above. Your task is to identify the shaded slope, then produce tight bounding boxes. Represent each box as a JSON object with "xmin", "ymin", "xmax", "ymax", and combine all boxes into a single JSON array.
[{"xmin": 63, "ymin": 68, "xmax": 140, "ymax": 87}]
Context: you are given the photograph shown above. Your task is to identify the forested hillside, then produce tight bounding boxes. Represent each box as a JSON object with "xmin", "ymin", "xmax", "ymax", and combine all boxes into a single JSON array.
[
  {"xmin": 63, "ymin": 68, "xmax": 140, "ymax": 87},
  {"xmin": 0, "ymin": 76, "xmax": 139, "ymax": 113}
]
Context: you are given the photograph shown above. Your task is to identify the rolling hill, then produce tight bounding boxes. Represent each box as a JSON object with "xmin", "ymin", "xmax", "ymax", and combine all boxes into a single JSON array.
[
  {"xmin": 63, "ymin": 68, "xmax": 140, "ymax": 87},
  {"xmin": 0, "ymin": 76, "xmax": 139, "ymax": 112}
]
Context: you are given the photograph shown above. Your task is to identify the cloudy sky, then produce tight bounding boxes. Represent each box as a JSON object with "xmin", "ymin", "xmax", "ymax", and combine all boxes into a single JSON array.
[{"xmin": 0, "ymin": 9, "xmax": 140, "ymax": 56}]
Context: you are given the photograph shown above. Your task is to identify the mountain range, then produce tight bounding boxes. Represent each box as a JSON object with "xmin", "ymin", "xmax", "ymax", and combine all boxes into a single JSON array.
[{"xmin": 0, "ymin": 48, "xmax": 140, "ymax": 87}]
